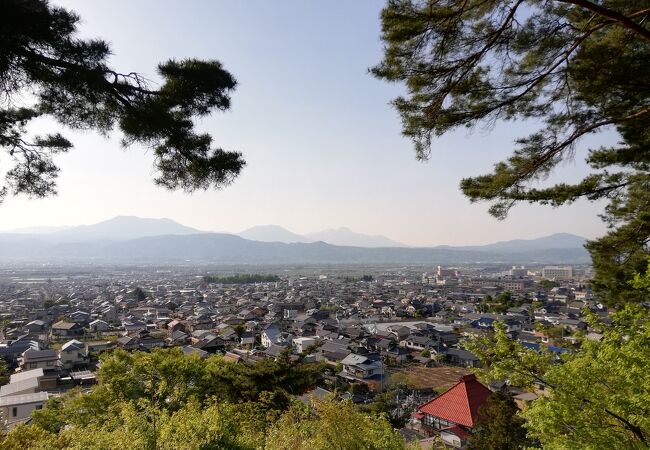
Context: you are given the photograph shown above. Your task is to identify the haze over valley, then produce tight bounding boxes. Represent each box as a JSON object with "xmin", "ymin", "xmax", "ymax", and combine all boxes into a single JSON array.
[{"xmin": 0, "ymin": 216, "xmax": 589, "ymax": 264}]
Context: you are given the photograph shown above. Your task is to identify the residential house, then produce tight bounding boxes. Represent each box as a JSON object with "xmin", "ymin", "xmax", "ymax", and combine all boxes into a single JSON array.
[
  {"xmin": 8, "ymin": 369, "xmax": 43, "ymax": 386},
  {"xmin": 88, "ymin": 319, "xmax": 110, "ymax": 332},
  {"xmin": 18, "ymin": 349, "xmax": 58, "ymax": 372},
  {"xmin": 23, "ymin": 320, "xmax": 47, "ymax": 334},
  {"xmin": 0, "ymin": 392, "xmax": 49, "ymax": 430},
  {"xmin": 137, "ymin": 331, "xmax": 165, "ymax": 349},
  {"xmin": 99, "ymin": 306, "xmax": 118, "ymax": 323},
  {"xmin": 239, "ymin": 331, "xmax": 255, "ymax": 347},
  {"xmin": 400, "ymin": 335, "xmax": 437, "ymax": 352},
  {"xmin": 116, "ymin": 336, "xmax": 139, "ymax": 350},
  {"xmin": 319, "ymin": 341, "xmax": 351, "ymax": 365},
  {"xmin": 0, "ymin": 376, "xmax": 39, "ymax": 398},
  {"xmin": 414, "ymin": 374, "xmax": 492, "ymax": 448},
  {"xmin": 381, "ymin": 345, "xmax": 410, "ymax": 362},
  {"xmin": 169, "ymin": 330, "xmax": 190, "ymax": 346},
  {"xmin": 339, "ymin": 353, "xmax": 384, "ymax": 390},
  {"xmin": 260, "ymin": 323, "xmax": 283, "ymax": 348},
  {"xmin": 69, "ymin": 311, "xmax": 91, "ymax": 325},
  {"xmin": 58, "ymin": 339, "xmax": 87, "ymax": 370},
  {"xmin": 123, "ymin": 321, "xmax": 147, "ymax": 333},
  {"xmin": 0, "ymin": 339, "xmax": 39, "ymax": 367},
  {"xmin": 292, "ymin": 337, "xmax": 316, "ymax": 354},
  {"xmin": 387, "ymin": 325, "xmax": 411, "ymax": 341},
  {"xmin": 85, "ymin": 341, "xmax": 114, "ymax": 355},
  {"xmin": 10, "ymin": 366, "xmax": 56, "ymax": 391},
  {"xmin": 51, "ymin": 321, "xmax": 84, "ymax": 338},
  {"xmin": 191, "ymin": 336, "xmax": 225, "ymax": 354},
  {"xmin": 167, "ymin": 319, "xmax": 187, "ymax": 338},
  {"xmin": 443, "ymin": 348, "xmax": 481, "ymax": 368}
]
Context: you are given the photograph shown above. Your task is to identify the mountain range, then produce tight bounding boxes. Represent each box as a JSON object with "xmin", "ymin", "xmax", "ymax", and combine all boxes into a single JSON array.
[
  {"xmin": 0, "ymin": 216, "xmax": 590, "ymax": 265},
  {"xmin": 238, "ymin": 225, "xmax": 404, "ymax": 247}
]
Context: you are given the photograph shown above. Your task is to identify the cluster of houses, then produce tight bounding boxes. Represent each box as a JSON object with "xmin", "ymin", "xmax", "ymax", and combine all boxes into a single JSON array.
[{"xmin": 0, "ymin": 264, "xmax": 603, "ymax": 446}]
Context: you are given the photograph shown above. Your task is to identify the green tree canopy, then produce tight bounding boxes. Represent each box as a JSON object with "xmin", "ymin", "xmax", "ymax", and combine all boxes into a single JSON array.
[
  {"xmin": 265, "ymin": 399, "xmax": 407, "ymax": 450},
  {"xmin": 0, "ymin": 359, "xmax": 8, "ymax": 385},
  {"xmin": 0, "ymin": 348, "xmax": 403, "ymax": 450},
  {"xmin": 539, "ymin": 279, "xmax": 560, "ymax": 290},
  {"xmin": 466, "ymin": 389, "xmax": 530, "ymax": 450},
  {"xmin": 465, "ymin": 303, "xmax": 650, "ymax": 449},
  {"xmin": 0, "ymin": 0, "xmax": 244, "ymax": 203},
  {"xmin": 92, "ymin": 347, "xmax": 324, "ymax": 411},
  {"xmin": 373, "ymin": 0, "xmax": 650, "ymax": 304}
]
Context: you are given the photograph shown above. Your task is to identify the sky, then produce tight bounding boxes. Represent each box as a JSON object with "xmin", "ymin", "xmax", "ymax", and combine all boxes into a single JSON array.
[{"xmin": 0, "ymin": 0, "xmax": 617, "ymax": 246}]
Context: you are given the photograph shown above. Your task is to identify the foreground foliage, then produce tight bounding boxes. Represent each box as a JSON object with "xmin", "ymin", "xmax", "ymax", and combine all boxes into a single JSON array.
[
  {"xmin": 466, "ymin": 302, "xmax": 650, "ymax": 449},
  {"xmin": 0, "ymin": 348, "xmax": 405, "ymax": 450},
  {"xmin": 266, "ymin": 399, "xmax": 406, "ymax": 450}
]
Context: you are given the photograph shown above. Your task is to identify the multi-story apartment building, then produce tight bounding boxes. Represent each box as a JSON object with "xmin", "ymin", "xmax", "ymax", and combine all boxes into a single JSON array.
[
  {"xmin": 466, "ymin": 278, "xmax": 533, "ymax": 291},
  {"xmin": 541, "ymin": 266, "xmax": 574, "ymax": 280}
]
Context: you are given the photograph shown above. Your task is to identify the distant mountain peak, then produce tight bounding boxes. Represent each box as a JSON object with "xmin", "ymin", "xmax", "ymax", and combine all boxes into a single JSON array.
[
  {"xmin": 305, "ymin": 227, "xmax": 405, "ymax": 248},
  {"xmin": 104, "ymin": 215, "xmax": 176, "ymax": 223},
  {"xmin": 237, "ymin": 224, "xmax": 405, "ymax": 247},
  {"xmin": 446, "ymin": 232, "xmax": 587, "ymax": 252},
  {"xmin": 237, "ymin": 225, "xmax": 311, "ymax": 243},
  {"xmin": 47, "ymin": 216, "xmax": 203, "ymax": 242}
]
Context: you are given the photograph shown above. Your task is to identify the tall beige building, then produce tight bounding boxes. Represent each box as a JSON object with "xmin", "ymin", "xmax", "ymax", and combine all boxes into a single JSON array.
[{"xmin": 541, "ymin": 266, "xmax": 573, "ymax": 280}]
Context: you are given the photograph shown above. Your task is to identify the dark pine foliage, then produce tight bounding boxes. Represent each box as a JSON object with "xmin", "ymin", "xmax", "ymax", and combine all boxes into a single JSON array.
[
  {"xmin": 373, "ymin": 0, "xmax": 650, "ymax": 305},
  {"xmin": 0, "ymin": 0, "xmax": 244, "ymax": 202}
]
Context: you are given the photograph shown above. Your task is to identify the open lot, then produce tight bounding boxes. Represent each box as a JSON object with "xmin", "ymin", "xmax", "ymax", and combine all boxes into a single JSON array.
[{"xmin": 394, "ymin": 366, "xmax": 471, "ymax": 392}]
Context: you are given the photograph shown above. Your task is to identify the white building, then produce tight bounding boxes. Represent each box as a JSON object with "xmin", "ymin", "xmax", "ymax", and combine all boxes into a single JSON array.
[
  {"xmin": 542, "ymin": 266, "xmax": 574, "ymax": 280},
  {"xmin": 292, "ymin": 337, "xmax": 316, "ymax": 354},
  {"xmin": 261, "ymin": 324, "xmax": 284, "ymax": 348},
  {"xmin": 509, "ymin": 266, "xmax": 528, "ymax": 278},
  {"xmin": 0, "ymin": 392, "xmax": 49, "ymax": 429},
  {"xmin": 283, "ymin": 309, "xmax": 299, "ymax": 319}
]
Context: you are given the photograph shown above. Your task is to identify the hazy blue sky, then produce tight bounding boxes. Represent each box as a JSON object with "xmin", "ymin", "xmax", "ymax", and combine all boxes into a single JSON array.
[{"xmin": 1, "ymin": 0, "xmax": 616, "ymax": 245}]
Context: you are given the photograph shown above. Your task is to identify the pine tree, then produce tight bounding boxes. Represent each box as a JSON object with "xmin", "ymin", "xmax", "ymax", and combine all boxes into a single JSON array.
[
  {"xmin": 373, "ymin": 0, "xmax": 650, "ymax": 304},
  {"xmin": 131, "ymin": 287, "xmax": 146, "ymax": 302},
  {"xmin": 0, "ymin": 0, "xmax": 244, "ymax": 203}
]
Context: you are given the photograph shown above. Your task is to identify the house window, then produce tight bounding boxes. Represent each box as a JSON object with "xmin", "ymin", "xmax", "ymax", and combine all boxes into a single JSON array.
[
  {"xmin": 29, "ymin": 362, "xmax": 36, "ymax": 368},
  {"xmin": 12, "ymin": 407, "xmax": 17, "ymax": 417},
  {"xmin": 423, "ymin": 414, "xmax": 453, "ymax": 430}
]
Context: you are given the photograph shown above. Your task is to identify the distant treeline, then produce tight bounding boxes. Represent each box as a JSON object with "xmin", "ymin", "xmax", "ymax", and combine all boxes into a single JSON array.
[
  {"xmin": 342, "ymin": 274, "xmax": 373, "ymax": 282},
  {"xmin": 203, "ymin": 274, "xmax": 280, "ymax": 284}
]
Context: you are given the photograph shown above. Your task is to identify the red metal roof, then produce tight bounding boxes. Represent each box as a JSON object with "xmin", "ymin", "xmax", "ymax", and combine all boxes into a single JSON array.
[{"xmin": 418, "ymin": 374, "xmax": 491, "ymax": 428}]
